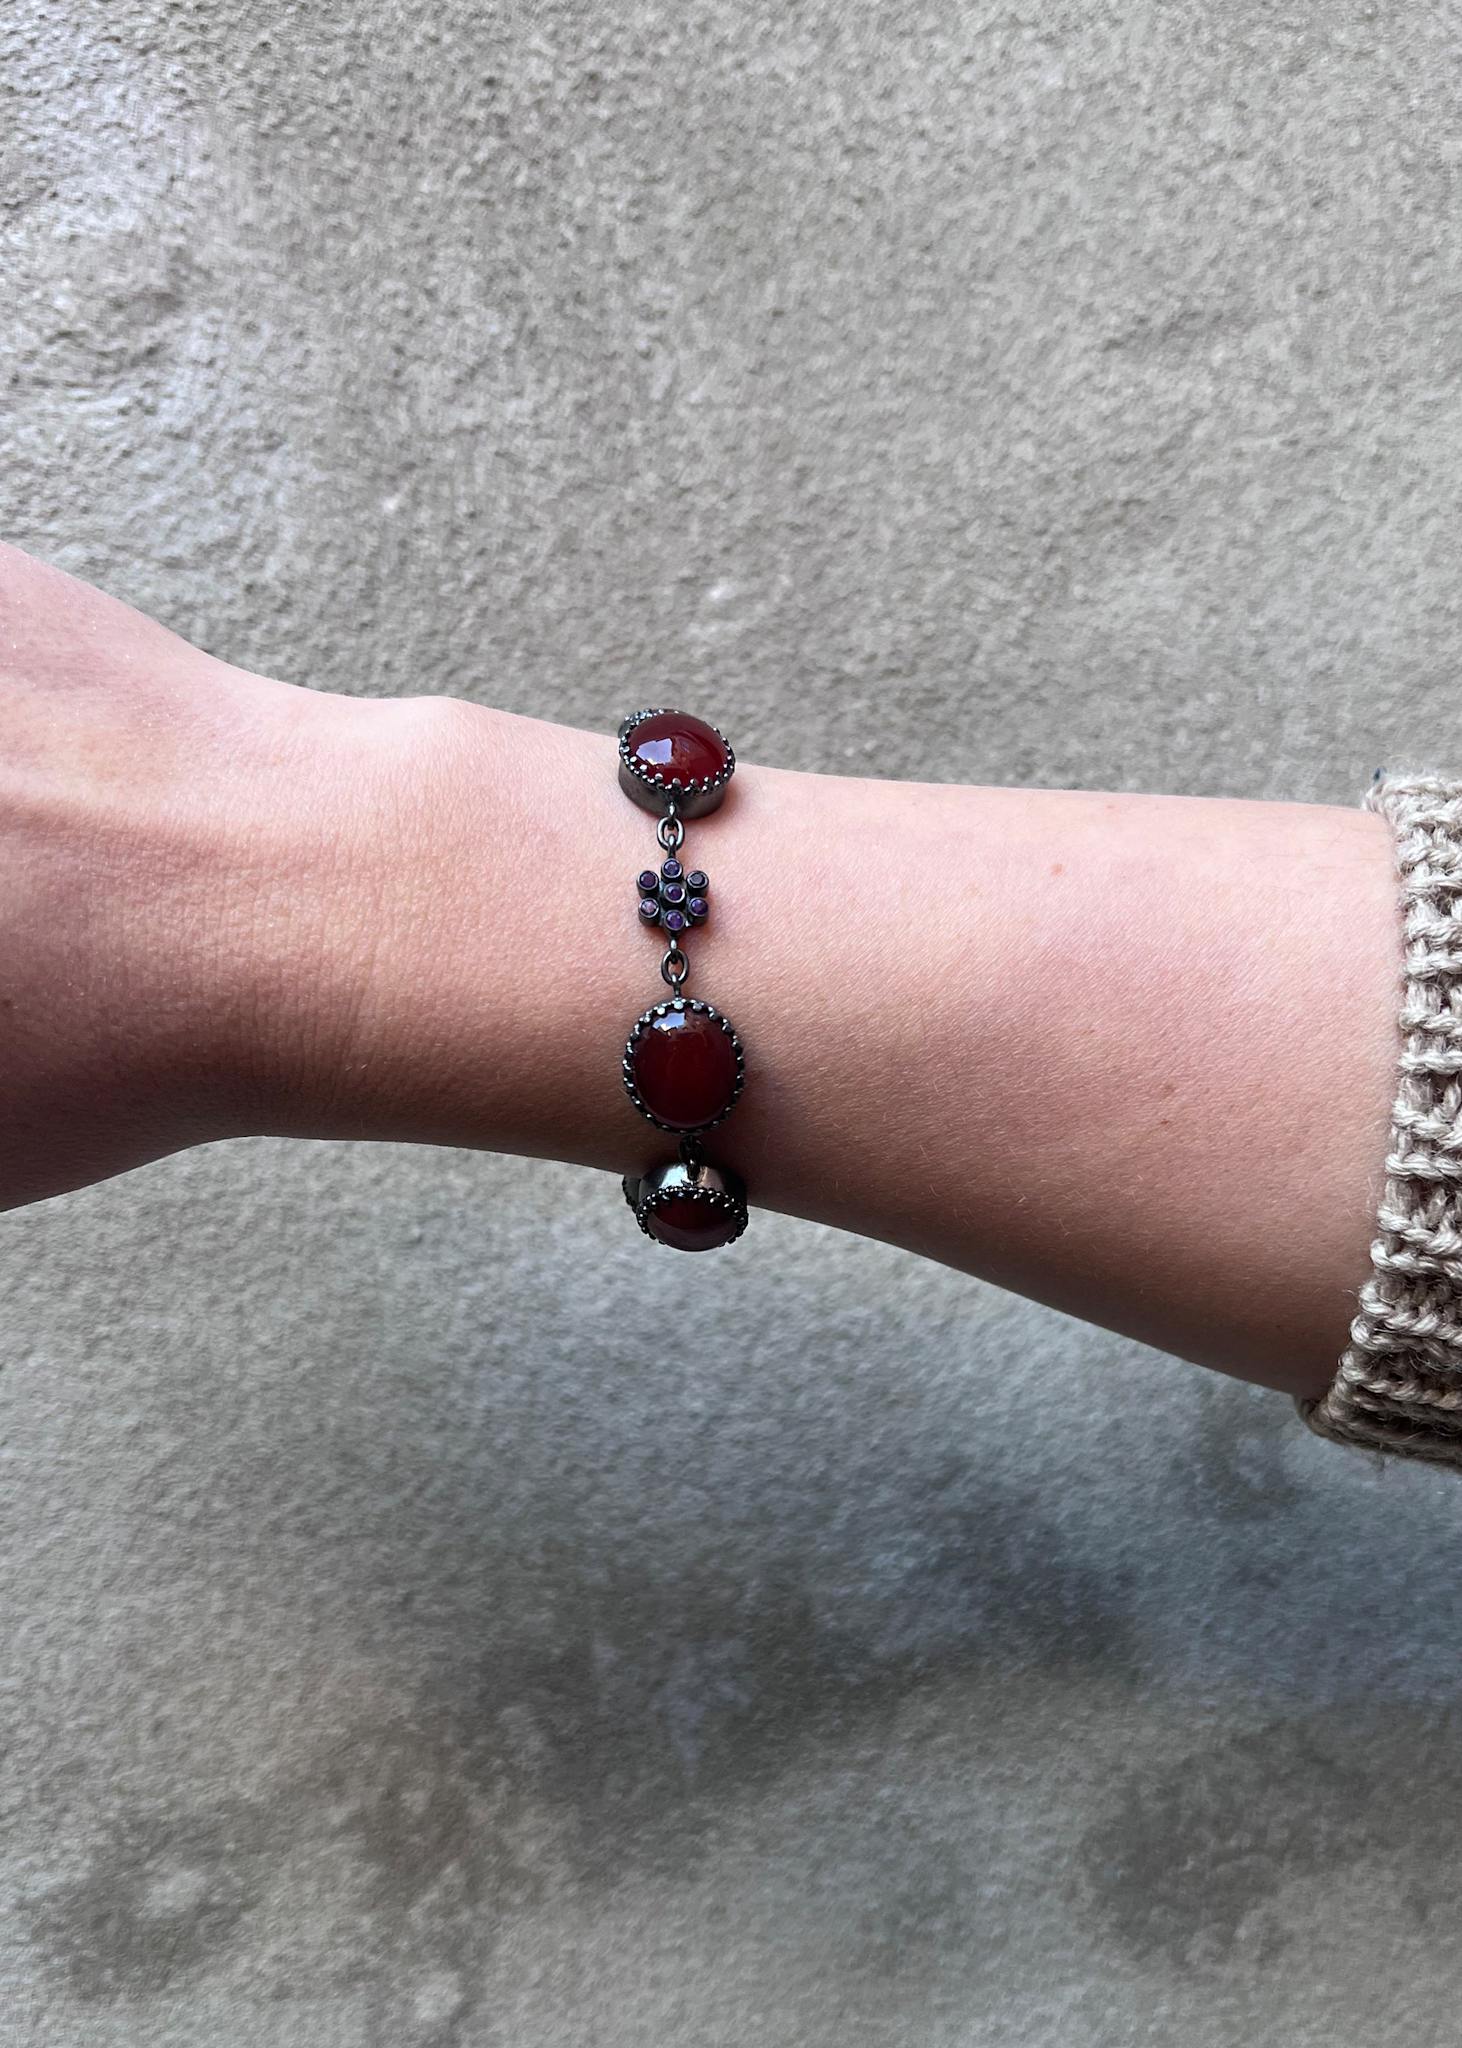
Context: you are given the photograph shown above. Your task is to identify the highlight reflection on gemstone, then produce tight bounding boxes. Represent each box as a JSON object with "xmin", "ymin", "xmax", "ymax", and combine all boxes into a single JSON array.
[{"xmin": 625, "ymin": 712, "xmax": 731, "ymax": 791}]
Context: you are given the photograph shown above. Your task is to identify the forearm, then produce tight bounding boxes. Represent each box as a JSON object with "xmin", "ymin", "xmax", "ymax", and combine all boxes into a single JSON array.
[
  {"xmin": 244, "ymin": 694, "xmax": 1400, "ymax": 1400},
  {"xmin": 0, "ymin": 545, "xmax": 1398, "ymax": 1401}
]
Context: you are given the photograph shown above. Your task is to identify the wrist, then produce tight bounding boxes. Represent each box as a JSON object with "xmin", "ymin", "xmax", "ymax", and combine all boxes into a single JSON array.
[
  {"xmin": 236, "ymin": 693, "xmax": 645, "ymax": 1160},
  {"xmin": 248, "ymin": 694, "xmax": 808, "ymax": 1196},
  {"xmin": 199, "ymin": 685, "xmax": 468, "ymax": 1143}
]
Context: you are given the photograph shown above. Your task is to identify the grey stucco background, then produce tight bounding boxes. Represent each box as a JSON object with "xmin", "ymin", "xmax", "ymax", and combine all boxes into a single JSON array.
[{"xmin": 4, "ymin": 2, "xmax": 1462, "ymax": 2042}]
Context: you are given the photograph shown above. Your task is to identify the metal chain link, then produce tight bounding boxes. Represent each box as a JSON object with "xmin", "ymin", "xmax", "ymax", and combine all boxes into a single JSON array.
[{"xmin": 654, "ymin": 801, "xmax": 691, "ymax": 987}]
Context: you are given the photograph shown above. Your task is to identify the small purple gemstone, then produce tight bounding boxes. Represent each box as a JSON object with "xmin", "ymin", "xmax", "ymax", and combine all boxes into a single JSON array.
[
  {"xmin": 662, "ymin": 882, "xmax": 686, "ymax": 906},
  {"xmin": 663, "ymin": 909, "xmax": 687, "ymax": 933},
  {"xmin": 661, "ymin": 858, "xmax": 683, "ymax": 881},
  {"xmin": 638, "ymin": 897, "xmax": 661, "ymax": 922},
  {"xmin": 637, "ymin": 869, "xmax": 660, "ymax": 893},
  {"xmin": 686, "ymin": 871, "xmax": 708, "ymax": 892},
  {"xmin": 687, "ymin": 896, "xmax": 708, "ymax": 920}
]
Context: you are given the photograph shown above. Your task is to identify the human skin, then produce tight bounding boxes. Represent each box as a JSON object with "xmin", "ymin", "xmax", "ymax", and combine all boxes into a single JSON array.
[{"xmin": 0, "ymin": 541, "xmax": 1400, "ymax": 1400}]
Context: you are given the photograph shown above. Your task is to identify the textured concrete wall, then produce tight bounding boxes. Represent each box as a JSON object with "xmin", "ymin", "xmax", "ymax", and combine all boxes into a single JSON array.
[{"xmin": 5, "ymin": 5, "xmax": 1462, "ymax": 2043}]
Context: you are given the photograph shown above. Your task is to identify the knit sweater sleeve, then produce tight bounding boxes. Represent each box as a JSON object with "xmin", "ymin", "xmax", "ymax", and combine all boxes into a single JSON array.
[{"xmin": 1299, "ymin": 774, "xmax": 1462, "ymax": 1464}]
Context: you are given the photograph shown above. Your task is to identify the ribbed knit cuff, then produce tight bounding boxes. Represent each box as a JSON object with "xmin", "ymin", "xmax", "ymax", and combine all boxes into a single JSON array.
[{"xmin": 1299, "ymin": 774, "xmax": 1462, "ymax": 1466}]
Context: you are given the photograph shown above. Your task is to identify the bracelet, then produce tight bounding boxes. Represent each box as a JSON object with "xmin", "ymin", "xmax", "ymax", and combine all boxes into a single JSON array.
[{"xmin": 615, "ymin": 708, "xmax": 749, "ymax": 1252}]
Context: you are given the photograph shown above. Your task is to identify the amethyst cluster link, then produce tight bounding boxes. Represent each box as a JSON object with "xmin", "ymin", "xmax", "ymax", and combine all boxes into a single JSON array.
[{"xmin": 636, "ymin": 858, "xmax": 710, "ymax": 934}]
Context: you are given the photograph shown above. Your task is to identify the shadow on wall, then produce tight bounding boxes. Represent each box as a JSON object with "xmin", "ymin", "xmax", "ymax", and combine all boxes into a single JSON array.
[
  {"xmin": 22, "ymin": 1331, "xmax": 1462, "ymax": 2029},
  {"xmin": 22, "ymin": 1449, "xmax": 1141, "ymax": 2014}
]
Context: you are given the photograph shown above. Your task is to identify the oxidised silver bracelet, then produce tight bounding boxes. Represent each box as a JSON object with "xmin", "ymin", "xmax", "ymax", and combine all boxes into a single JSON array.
[{"xmin": 616, "ymin": 709, "xmax": 749, "ymax": 1251}]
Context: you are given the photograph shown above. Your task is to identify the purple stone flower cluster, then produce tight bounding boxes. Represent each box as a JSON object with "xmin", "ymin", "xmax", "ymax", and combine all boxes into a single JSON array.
[{"xmin": 636, "ymin": 857, "xmax": 710, "ymax": 934}]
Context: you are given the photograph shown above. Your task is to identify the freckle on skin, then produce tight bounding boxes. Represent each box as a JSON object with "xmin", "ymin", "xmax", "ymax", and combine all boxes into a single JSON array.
[{"xmin": 1050, "ymin": 862, "xmax": 1064, "ymax": 877}]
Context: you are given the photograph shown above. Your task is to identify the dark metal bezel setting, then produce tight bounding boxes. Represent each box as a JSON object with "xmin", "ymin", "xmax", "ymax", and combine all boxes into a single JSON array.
[
  {"xmin": 621, "ymin": 997, "xmax": 747, "ymax": 1134},
  {"xmin": 635, "ymin": 1181, "xmax": 749, "ymax": 1248},
  {"xmin": 617, "ymin": 706, "xmax": 737, "ymax": 820},
  {"xmin": 621, "ymin": 1160, "xmax": 750, "ymax": 1248}
]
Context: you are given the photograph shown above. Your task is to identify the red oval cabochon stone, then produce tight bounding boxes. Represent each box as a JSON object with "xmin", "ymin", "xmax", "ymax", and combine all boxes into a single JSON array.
[{"xmin": 630, "ymin": 1008, "xmax": 739, "ymax": 1130}]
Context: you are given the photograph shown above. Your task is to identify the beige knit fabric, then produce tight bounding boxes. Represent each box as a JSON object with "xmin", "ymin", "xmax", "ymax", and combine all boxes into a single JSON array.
[{"xmin": 1300, "ymin": 774, "xmax": 1462, "ymax": 1465}]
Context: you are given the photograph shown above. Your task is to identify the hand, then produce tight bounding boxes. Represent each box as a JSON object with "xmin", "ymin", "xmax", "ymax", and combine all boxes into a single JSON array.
[{"xmin": 0, "ymin": 542, "xmax": 418, "ymax": 1210}]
